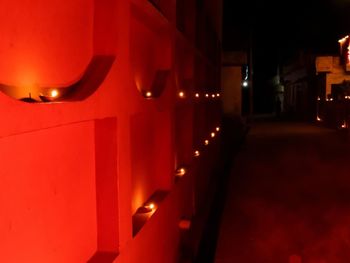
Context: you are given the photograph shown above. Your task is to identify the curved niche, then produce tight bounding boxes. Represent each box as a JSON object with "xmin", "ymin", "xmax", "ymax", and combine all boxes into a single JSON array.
[
  {"xmin": 130, "ymin": 2, "xmax": 172, "ymax": 99},
  {"xmin": 0, "ymin": 0, "xmax": 115, "ymax": 103},
  {"xmin": 174, "ymin": 37, "xmax": 194, "ymax": 97}
]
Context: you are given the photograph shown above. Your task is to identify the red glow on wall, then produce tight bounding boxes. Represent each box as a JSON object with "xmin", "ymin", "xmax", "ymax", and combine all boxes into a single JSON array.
[
  {"xmin": 0, "ymin": 0, "xmax": 222, "ymax": 262},
  {"xmin": 0, "ymin": 0, "xmax": 93, "ymax": 93}
]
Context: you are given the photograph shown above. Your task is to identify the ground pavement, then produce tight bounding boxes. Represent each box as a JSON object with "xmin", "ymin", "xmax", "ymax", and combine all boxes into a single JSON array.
[{"xmin": 214, "ymin": 121, "xmax": 350, "ymax": 263}]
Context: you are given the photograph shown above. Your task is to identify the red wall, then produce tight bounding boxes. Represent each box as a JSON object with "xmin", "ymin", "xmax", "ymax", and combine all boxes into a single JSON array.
[
  {"xmin": 0, "ymin": 122, "xmax": 97, "ymax": 263},
  {"xmin": 0, "ymin": 0, "xmax": 222, "ymax": 262}
]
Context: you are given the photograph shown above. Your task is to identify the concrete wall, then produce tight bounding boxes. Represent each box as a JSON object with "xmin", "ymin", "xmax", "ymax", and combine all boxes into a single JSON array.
[{"xmin": 0, "ymin": 0, "xmax": 223, "ymax": 262}]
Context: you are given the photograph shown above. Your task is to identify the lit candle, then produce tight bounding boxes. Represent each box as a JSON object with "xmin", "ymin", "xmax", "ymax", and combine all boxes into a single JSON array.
[
  {"xmin": 50, "ymin": 89, "xmax": 59, "ymax": 98},
  {"xmin": 175, "ymin": 167, "xmax": 187, "ymax": 177}
]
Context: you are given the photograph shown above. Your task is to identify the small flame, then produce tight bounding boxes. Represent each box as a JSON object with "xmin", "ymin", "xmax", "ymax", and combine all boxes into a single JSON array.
[
  {"xmin": 175, "ymin": 167, "xmax": 186, "ymax": 177},
  {"xmin": 146, "ymin": 203, "xmax": 155, "ymax": 210},
  {"xmin": 50, "ymin": 89, "xmax": 59, "ymax": 98},
  {"xmin": 342, "ymin": 121, "xmax": 347, "ymax": 129}
]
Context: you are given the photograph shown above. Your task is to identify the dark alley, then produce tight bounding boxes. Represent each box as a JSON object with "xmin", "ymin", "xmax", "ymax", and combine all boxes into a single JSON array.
[{"xmin": 215, "ymin": 121, "xmax": 350, "ymax": 263}]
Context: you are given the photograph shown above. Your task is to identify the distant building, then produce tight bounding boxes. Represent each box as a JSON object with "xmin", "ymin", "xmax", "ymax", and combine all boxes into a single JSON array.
[
  {"xmin": 315, "ymin": 35, "xmax": 350, "ymax": 129},
  {"xmin": 281, "ymin": 51, "xmax": 317, "ymax": 120},
  {"xmin": 222, "ymin": 51, "xmax": 248, "ymax": 116}
]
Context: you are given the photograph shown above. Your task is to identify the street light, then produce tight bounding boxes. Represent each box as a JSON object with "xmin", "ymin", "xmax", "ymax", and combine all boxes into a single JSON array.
[{"xmin": 242, "ymin": 80, "xmax": 249, "ymax": 88}]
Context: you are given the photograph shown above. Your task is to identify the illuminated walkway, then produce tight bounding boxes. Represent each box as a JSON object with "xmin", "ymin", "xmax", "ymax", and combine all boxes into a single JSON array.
[{"xmin": 214, "ymin": 122, "xmax": 350, "ymax": 263}]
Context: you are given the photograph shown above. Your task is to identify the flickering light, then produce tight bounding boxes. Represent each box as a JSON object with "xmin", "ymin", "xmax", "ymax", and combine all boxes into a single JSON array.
[
  {"xmin": 216, "ymin": 127, "xmax": 220, "ymax": 132},
  {"xmin": 194, "ymin": 150, "xmax": 200, "ymax": 157},
  {"xmin": 204, "ymin": 139, "xmax": 209, "ymax": 145},
  {"xmin": 346, "ymin": 96, "xmax": 349, "ymax": 99},
  {"xmin": 179, "ymin": 91, "xmax": 185, "ymax": 98},
  {"xmin": 146, "ymin": 203, "xmax": 155, "ymax": 210},
  {"xmin": 50, "ymin": 89, "xmax": 59, "ymax": 98},
  {"xmin": 317, "ymin": 116, "xmax": 322, "ymax": 122},
  {"xmin": 175, "ymin": 167, "xmax": 187, "ymax": 177},
  {"xmin": 216, "ymin": 93, "xmax": 220, "ymax": 97},
  {"xmin": 212, "ymin": 94, "xmax": 215, "ymax": 98},
  {"xmin": 211, "ymin": 132, "xmax": 215, "ymax": 138},
  {"xmin": 317, "ymin": 96, "xmax": 321, "ymax": 101},
  {"xmin": 339, "ymin": 35, "xmax": 349, "ymax": 43},
  {"xmin": 342, "ymin": 121, "xmax": 347, "ymax": 129},
  {"xmin": 326, "ymin": 98, "xmax": 329, "ymax": 101},
  {"xmin": 330, "ymin": 98, "xmax": 334, "ymax": 101},
  {"xmin": 145, "ymin": 91, "xmax": 152, "ymax": 98},
  {"xmin": 242, "ymin": 80, "xmax": 248, "ymax": 87},
  {"xmin": 205, "ymin": 94, "xmax": 209, "ymax": 98},
  {"xmin": 195, "ymin": 93, "xmax": 200, "ymax": 98}
]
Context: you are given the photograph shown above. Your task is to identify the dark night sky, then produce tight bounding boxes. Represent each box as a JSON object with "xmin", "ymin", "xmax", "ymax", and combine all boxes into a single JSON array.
[{"xmin": 223, "ymin": 0, "xmax": 350, "ymax": 112}]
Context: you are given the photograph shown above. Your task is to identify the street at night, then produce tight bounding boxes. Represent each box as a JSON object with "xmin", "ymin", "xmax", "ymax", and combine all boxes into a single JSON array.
[
  {"xmin": 215, "ymin": 121, "xmax": 350, "ymax": 263},
  {"xmin": 3, "ymin": 0, "xmax": 350, "ymax": 262}
]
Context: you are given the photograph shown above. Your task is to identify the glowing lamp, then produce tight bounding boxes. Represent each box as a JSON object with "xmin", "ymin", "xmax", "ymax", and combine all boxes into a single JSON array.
[
  {"xmin": 39, "ymin": 89, "xmax": 60, "ymax": 102},
  {"xmin": 212, "ymin": 94, "xmax": 215, "ymax": 98},
  {"xmin": 179, "ymin": 91, "xmax": 185, "ymax": 98},
  {"xmin": 138, "ymin": 202, "xmax": 156, "ymax": 214},
  {"xmin": 204, "ymin": 139, "xmax": 209, "ymax": 145},
  {"xmin": 205, "ymin": 94, "xmax": 209, "ymax": 98},
  {"xmin": 341, "ymin": 121, "xmax": 347, "ymax": 129},
  {"xmin": 211, "ymin": 132, "xmax": 215, "ymax": 138},
  {"xmin": 195, "ymin": 93, "xmax": 200, "ymax": 98},
  {"xmin": 317, "ymin": 96, "xmax": 321, "ymax": 101},
  {"xmin": 330, "ymin": 98, "xmax": 333, "ymax": 101},
  {"xmin": 50, "ymin": 89, "xmax": 59, "ymax": 98},
  {"xmin": 216, "ymin": 127, "xmax": 220, "ymax": 132},
  {"xmin": 339, "ymin": 35, "xmax": 349, "ymax": 43},
  {"xmin": 145, "ymin": 91, "xmax": 152, "ymax": 98},
  {"xmin": 145, "ymin": 203, "xmax": 155, "ymax": 210},
  {"xmin": 175, "ymin": 167, "xmax": 187, "ymax": 177},
  {"xmin": 317, "ymin": 116, "xmax": 322, "ymax": 122},
  {"xmin": 216, "ymin": 93, "xmax": 220, "ymax": 97},
  {"xmin": 242, "ymin": 80, "xmax": 248, "ymax": 87},
  {"xmin": 194, "ymin": 150, "xmax": 200, "ymax": 157}
]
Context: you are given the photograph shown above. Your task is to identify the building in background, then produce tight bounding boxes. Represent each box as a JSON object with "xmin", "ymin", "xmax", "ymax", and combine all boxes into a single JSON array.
[
  {"xmin": 0, "ymin": 0, "xmax": 223, "ymax": 262},
  {"xmin": 315, "ymin": 35, "xmax": 350, "ymax": 129},
  {"xmin": 281, "ymin": 51, "xmax": 317, "ymax": 120},
  {"xmin": 222, "ymin": 51, "xmax": 248, "ymax": 116}
]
